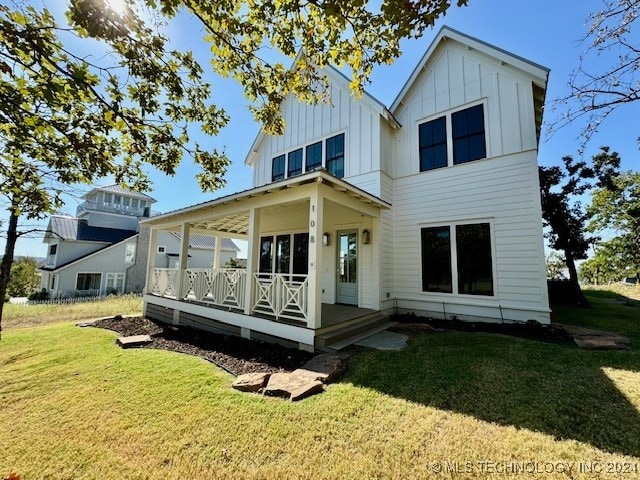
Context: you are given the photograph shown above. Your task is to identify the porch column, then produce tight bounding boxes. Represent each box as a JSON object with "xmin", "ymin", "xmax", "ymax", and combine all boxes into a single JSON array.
[
  {"xmin": 244, "ymin": 208, "xmax": 260, "ymax": 316},
  {"xmin": 175, "ymin": 222, "xmax": 190, "ymax": 299},
  {"xmin": 144, "ymin": 227, "xmax": 158, "ymax": 295},
  {"xmin": 213, "ymin": 234, "xmax": 222, "ymax": 269},
  {"xmin": 307, "ymin": 190, "xmax": 323, "ymax": 329}
]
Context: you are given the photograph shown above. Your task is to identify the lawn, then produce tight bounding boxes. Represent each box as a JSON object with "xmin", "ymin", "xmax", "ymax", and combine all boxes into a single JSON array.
[
  {"xmin": 2, "ymin": 294, "xmax": 142, "ymax": 330},
  {"xmin": 1, "ymin": 289, "xmax": 639, "ymax": 479}
]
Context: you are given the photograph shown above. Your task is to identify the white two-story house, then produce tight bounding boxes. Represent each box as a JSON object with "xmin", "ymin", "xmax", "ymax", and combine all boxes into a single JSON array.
[{"xmin": 142, "ymin": 27, "xmax": 550, "ymax": 351}]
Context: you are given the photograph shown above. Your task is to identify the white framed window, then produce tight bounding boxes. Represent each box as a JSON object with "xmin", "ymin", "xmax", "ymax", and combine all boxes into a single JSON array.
[
  {"xmin": 125, "ymin": 243, "xmax": 136, "ymax": 263},
  {"xmin": 104, "ymin": 193, "xmax": 113, "ymax": 204},
  {"xmin": 418, "ymin": 101, "xmax": 487, "ymax": 172},
  {"xmin": 420, "ymin": 220, "xmax": 496, "ymax": 297},
  {"xmin": 157, "ymin": 245, "xmax": 166, "ymax": 254},
  {"xmin": 105, "ymin": 273, "xmax": 125, "ymax": 293}
]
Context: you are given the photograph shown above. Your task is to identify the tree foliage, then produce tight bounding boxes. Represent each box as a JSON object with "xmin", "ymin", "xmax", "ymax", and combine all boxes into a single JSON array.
[
  {"xmin": 579, "ymin": 238, "xmax": 632, "ymax": 285},
  {"xmin": 539, "ymin": 156, "xmax": 597, "ymax": 305},
  {"xmin": 149, "ymin": 0, "xmax": 468, "ymax": 134},
  {"xmin": 588, "ymin": 158, "xmax": 640, "ymax": 281},
  {"xmin": 552, "ymin": 0, "xmax": 640, "ymax": 146},
  {"xmin": 545, "ymin": 251, "xmax": 566, "ymax": 280},
  {"xmin": 0, "ymin": 0, "xmax": 470, "ymax": 336},
  {"xmin": 7, "ymin": 257, "xmax": 39, "ymax": 297}
]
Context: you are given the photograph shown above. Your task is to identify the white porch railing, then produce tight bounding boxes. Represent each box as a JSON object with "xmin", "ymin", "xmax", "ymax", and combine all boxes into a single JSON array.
[
  {"xmin": 252, "ymin": 273, "xmax": 309, "ymax": 321},
  {"xmin": 182, "ymin": 268, "xmax": 247, "ymax": 309},
  {"xmin": 150, "ymin": 268, "xmax": 179, "ymax": 298},
  {"xmin": 150, "ymin": 268, "xmax": 309, "ymax": 322}
]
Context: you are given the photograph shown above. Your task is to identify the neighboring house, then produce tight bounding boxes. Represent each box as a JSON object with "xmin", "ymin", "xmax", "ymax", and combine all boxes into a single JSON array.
[
  {"xmin": 38, "ymin": 184, "xmax": 239, "ymax": 297},
  {"xmin": 142, "ymin": 27, "xmax": 551, "ymax": 351}
]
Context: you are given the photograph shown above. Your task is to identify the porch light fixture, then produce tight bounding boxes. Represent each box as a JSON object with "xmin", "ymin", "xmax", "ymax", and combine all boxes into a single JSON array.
[
  {"xmin": 322, "ymin": 232, "xmax": 330, "ymax": 246},
  {"xmin": 362, "ymin": 229, "xmax": 370, "ymax": 244}
]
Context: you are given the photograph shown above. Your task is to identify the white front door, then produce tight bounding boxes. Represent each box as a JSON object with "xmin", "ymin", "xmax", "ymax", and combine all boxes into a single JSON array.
[{"xmin": 336, "ymin": 230, "xmax": 358, "ymax": 305}]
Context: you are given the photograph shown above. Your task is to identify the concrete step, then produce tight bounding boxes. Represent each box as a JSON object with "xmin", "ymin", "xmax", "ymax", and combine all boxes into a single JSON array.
[{"xmin": 316, "ymin": 314, "xmax": 393, "ymax": 350}]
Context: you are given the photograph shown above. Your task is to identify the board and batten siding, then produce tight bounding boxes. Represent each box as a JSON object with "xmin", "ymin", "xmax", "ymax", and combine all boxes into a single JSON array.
[
  {"xmin": 393, "ymin": 41, "xmax": 538, "ymax": 179},
  {"xmin": 388, "ymin": 38, "xmax": 549, "ymax": 322},
  {"xmin": 251, "ymin": 71, "xmax": 383, "ymax": 193}
]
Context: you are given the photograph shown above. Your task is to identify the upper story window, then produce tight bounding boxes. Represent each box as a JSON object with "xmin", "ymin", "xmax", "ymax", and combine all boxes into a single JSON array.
[
  {"xmin": 418, "ymin": 103, "xmax": 486, "ymax": 172},
  {"xmin": 288, "ymin": 149, "xmax": 303, "ymax": 177},
  {"xmin": 419, "ymin": 116, "xmax": 447, "ymax": 172},
  {"xmin": 269, "ymin": 132, "xmax": 346, "ymax": 183},
  {"xmin": 452, "ymin": 104, "xmax": 486, "ymax": 165},
  {"xmin": 272, "ymin": 154, "xmax": 285, "ymax": 181},
  {"xmin": 326, "ymin": 133, "xmax": 345, "ymax": 178},
  {"xmin": 131, "ymin": 198, "xmax": 139, "ymax": 209},
  {"xmin": 114, "ymin": 195, "xmax": 122, "ymax": 205},
  {"xmin": 49, "ymin": 244, "xmax": 57, "ymax": 256},
  {"xmin": 104, "ymin": 193, "xmax": 113, "ymax": 204},
  {"xmin": 306, "ymin": 142, "xmax": 322, "ymax": 171},
  {"xmin": 122, "ymin": 196, "xmax": 130, "ymax": 207}
]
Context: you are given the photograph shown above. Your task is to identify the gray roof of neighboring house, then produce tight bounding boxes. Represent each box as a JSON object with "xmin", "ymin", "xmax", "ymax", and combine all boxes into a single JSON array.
[
  {"xmin": 83, "ymin": 184, "xmax": 157, "ymax": 203},
  {"xmin": 46, "ymin": 215, "xmax": 137, "ymax": 243},
  {"xmin": 171, "ymin": 233, "xmax": 240, "ymax": 251}
]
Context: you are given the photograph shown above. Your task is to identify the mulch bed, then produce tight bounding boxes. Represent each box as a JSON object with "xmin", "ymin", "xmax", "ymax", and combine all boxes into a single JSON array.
[
  {"xmin": 391, "ymin": 314, "xmax": 575, "ymax": 344},
  {"xmin": 92, "ymin": 316, "xmax": 315, "ymax": 376}
]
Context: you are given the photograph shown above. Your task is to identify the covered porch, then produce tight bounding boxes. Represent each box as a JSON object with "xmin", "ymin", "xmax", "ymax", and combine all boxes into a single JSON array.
[{"xmin": 141, "ymin": 171, "xmax": 390, "ymax": 350}]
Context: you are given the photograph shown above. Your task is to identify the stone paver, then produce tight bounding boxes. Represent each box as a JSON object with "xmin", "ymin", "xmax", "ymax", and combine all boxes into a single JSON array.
[
  {"xmin": 232, "ymin": 372, "xmax": 271, "ymax": 392},
  {"xmin": 116, "ymin": 335, "xmax": 152, "ymax": 348},
  {"xmin": 562, "ymin": 324, "xmax": 630, "ymax": 350},
  {"xmin": 355, "ymin": 330, "xmax": 408, "ymax": 350}
]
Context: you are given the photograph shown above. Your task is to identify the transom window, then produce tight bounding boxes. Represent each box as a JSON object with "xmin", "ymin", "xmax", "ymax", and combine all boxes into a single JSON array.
[
  {"xmin": 269, "ymin": 132, "xmax": 345, "ymax": 182},
  {"xmin": 421, "ymin": 221, "xmax": 494, "ymax": 296},
  {"xmin": 419, "ymin": 103, "xmax": 486, "ymax": 172}
]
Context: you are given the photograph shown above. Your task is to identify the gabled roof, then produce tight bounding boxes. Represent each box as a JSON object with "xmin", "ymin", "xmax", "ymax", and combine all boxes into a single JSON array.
[
  {"xmin": 244, "ymin": 63, "xmax": 400, "ymax": 166},
  {"xmin": 390, "ymin": 26, "xmax": 549, "ymax": 112},
  {"xmin": 45, "ymin": 215, "xmax": 137, "ymax": 243},
  {"xmin": 171, "ymin": 233, "xmax": 240, "ymax": 251},
  {"xmin": 83, "ymin": 184, "xmax": 157, "ymax": 203},
  {"xmin": 39, "ymin": 234, "xmax": 139, "ymax": 273}
]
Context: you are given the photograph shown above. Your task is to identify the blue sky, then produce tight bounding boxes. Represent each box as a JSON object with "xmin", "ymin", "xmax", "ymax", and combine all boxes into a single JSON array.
[{"xmin": 4, "ymin": 0, "xmax": 639, "ymax": 258}]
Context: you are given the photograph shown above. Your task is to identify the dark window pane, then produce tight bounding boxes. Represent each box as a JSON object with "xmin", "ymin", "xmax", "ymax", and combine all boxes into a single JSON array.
[
  {"xmin": 456, "ymin": 223, "xmax": 493, "ymax": 296},
  {"xmin": 288, "ymin": 149, "xmax": 303, "ymax": 177},
  {"xmin": 326, "ymin": 133, "xmax": 345, "ymax": 178},
  {"xmin": 452, "ymin": 104, "xmax": 486, "ymax": 165},
  {"xmin": 76, "ymin": 273, "xmax": 101, "ymax": 291},
  {"xmin": 272, "ymin": 155, "xmax": 285, "ymax": 181},
  {"xmin": 306, "ymin": 142, "xmax": 322, "ymax": 171},
  {"xmin": 421, "ymin": 226, "xmax": 452, "ymax": 293},
  {"xmin": 419, "ymin": 116, "xmax": 447, "ymax": 171},
  {"xmin": 259, "ymin": 236, "xmax": 273, "ymax": 273},
  {"xmin": 275, "ymin": 234, "xmax": 291, "ymax": 274},
  {"xmin": 293, "ymin": 233, "xmax": 309, "ymax": 281}
]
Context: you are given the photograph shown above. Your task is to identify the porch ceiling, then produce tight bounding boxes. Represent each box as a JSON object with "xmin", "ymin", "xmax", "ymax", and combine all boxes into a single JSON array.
[
  {"xmin": 143, "ymin": 170, "xmax": 390, "ymax": 232},
  {"xmin": 192, "ymin": 212, "xmax": 250, "ymax": 236}
]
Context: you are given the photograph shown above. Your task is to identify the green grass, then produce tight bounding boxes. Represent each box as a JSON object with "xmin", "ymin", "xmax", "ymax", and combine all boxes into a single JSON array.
[
  {"xmin": 1, "ymin": 289, "xmax": 640, "ymax": 479},
  {"xmin": 2, "ymin": 294, "xmax": 142, "ymax": 330}
]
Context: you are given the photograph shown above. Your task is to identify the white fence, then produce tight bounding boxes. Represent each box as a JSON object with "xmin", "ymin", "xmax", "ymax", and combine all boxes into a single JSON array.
[{"xmin": 19, "ymin": 293, "xmax": 142, "ymax": 306}]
